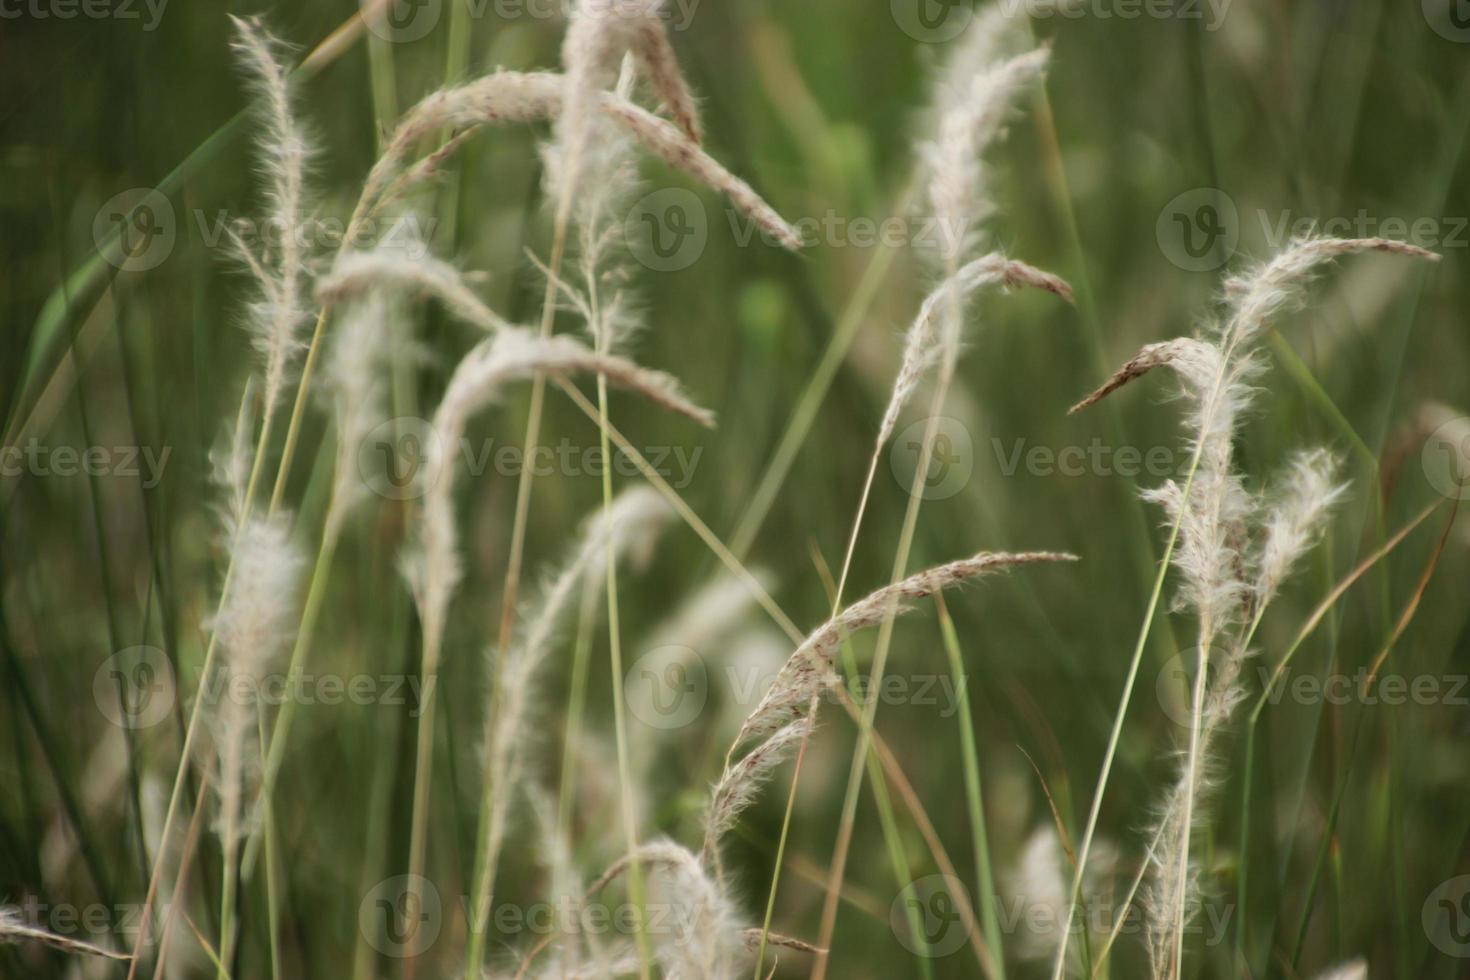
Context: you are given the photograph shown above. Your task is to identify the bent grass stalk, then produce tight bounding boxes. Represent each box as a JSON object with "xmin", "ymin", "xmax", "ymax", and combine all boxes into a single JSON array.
[
  {"xmin": 1049, "ymin": 432, "xmax": 1203, "ymax": 980},
  {"xmin": 935, "ymin": 590, "xmax": 1007, "ymax": 973},
  {"xmin": 594, "ymin": 371, "xmax": 654, "ymax": 979},
  {"xmin": 555, "ymin": 378, "xmax": 1002, "ymax": 980},
  {"xmin": 810, "ymin": 374, "xmax": 953, "ymax": 980}
]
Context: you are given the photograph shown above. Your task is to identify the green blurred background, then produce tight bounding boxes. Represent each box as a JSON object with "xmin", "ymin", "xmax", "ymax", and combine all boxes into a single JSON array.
[{"xmin": 3, "ymin": 0, "xmax": 1470, "ymax": 976}]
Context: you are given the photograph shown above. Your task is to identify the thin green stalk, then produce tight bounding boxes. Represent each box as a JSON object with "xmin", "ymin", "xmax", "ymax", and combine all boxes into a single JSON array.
[
  {"xmin": 751, "ymin": 696, "xmax": 815, "ymax": 979},
  {"xmin": 869, "ymin": 741, "xmax": 935, "ymax": 980},
  {"xmin": 935, "ymin": 591, "xmax": 1005, "ymax": 974},
  {"xmin": 597, "ymin": 372, "xmax": 655, "ymax": 980},
  {"xmin": 811, "ymin": 354, "xmax": 954, "ymax": 980},
  {"xmin": 218, "ymin": 777, "xmax": 241, "ymax": 980},
  {"xmin": 493, "ymin": 190, "xmax": 576, "ymax": 657},
  {"xmin": 837, "ymin": 631, "xmax": 935, "ymax": 979},
  {"xmin": 1171, "ymin": 613, "xmax": 1216, "ymax": 980},
  {"xmin": 557, "ymin": 576, "xmax": 602, "ymax": 842},
  {"xmin": 728, "ymin": 175, "xmax": 918, "ymax": 560},
  {"xmin": 129, "ymin": 403, "xmax": 275, "ymax": 978},
  {"xmin": 268, "ymin": 306, "xmax": 331, "ymax": 513},
  {"xmin": 257, "ymin": 706, "xmax": 283, "ymax": 980},
  {"xmin": 240, "ymin": 517, "xmax": 343, "ymax": 873},
  {"xmin": 1231, "ymin": 501, "xmax": 1438, "ymax": 969},
  {"xmin": 1049, "ymin": 443, "xmax": 1200, "ymax": 980}
]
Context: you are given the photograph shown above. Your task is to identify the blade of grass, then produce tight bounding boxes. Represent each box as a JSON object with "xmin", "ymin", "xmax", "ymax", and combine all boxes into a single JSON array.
[
  {"xmin": 1286, "ymin": 500, "xmax": 1457, "ymax": 971},
  {"xmin": 934, "ymin": 590, "xmax": 1006, "ymax": 972},
  {"xmin": 1233, "ymin": 500, "xmax": 1441, "ymax": 968}
]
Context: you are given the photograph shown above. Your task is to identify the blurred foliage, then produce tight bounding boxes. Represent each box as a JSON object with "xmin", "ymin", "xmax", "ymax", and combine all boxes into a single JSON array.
[{"xmin": 2, "ymin": 0, "xmax": 1469, "ymax": 977}]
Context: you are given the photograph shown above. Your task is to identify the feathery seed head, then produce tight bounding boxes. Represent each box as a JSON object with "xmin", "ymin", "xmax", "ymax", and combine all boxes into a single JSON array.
[
  {"xmin": 731, "ymin": 551, "xmax": 1076, "ymax": 754},
  {"xmin": 879, "ymin": 253, "xmax": 1072, "ymax": 446},
  {"xmin": 921, "ymin": 14, "xmax": 1049, "ymax": 265},
  {"xmin": 1254, "ymin": 449, "xmax": 1346, "ymax": 606},
  {"xmin": 228, "ymin": 16, "xmax": 315, "ymax": 412},
  {"xmin": 317, "ymin": 247, "xmax": 516, "ymax": 333}
]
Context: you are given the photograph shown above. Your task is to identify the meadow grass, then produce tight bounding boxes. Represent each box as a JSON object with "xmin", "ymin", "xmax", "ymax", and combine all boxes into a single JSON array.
[{"xmin": 3, "ymin": 2, "xmax": 1469, "ymax": 979}]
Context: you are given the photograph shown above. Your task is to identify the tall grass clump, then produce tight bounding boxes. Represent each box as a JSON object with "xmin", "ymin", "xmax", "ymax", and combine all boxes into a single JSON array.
[
  {"xmin": 15, "ymin": 5, "xmax": 1469, "ymax": 980},
  {"xmin": 807, "ymin": 12, "xmax": 1071, "ymax": 977},
  {"xmin": 1060, "ymin": 235, "xmax": 1438, "ymax": 979}
]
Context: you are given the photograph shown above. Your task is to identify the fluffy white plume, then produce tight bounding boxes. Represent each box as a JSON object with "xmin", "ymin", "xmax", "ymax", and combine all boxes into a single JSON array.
[
  {"xmin": 317, "ymin": 248, "xmax": 515, "ymax": 333},
  {"xmin": 702, "ymin": 714, "xmax": 814, "ymax": 863},
  {"xmin": 554, "ymin": 0, "xmax": 702, "ymax": 202},
  {"xmin": 730, "ymin": 551, "xmax": 1076, "ymax": 754},
  {"xmin": 921, "ymin": 9, "xmax": 1048, "ymax": 265},
  {"xmin": 320, "ymin": 292, "xmax": 395, "ymax": 537},
  {"xmin": 589, "ymin": 840, "xmax": 744, "ymax": 980},
  {"xmin": 1312, "ymin": 958, "xmax": 1368, "ymax": 980},
  {"xmin": 405, "ymin": 328, "xmax": 712, "ymax": 680},
  {"xmin": 467, "ymin": 488, "xmax": 675, "ymax": 949},
  {"xmin": 0, "ymin": 906, "xmax": 131, "ymax": 961},
  {"xmin": 879, "ymin": 253, "xmax": 1072, "ymax": 448},
  {"xmin": 1007, "ymin": 825, "xmax": 1117, "ymax": 970},
  {"xmin": 1254, "ymin": 449, "xmax": 1347, "ymax": 606},
  {"xmin": 228, "ymin": 16, "xmax": 314, "ymax": 412},
  {"xmin": 1071, "ymin": 236, "xmax": 1434, "ymax": 978}
]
